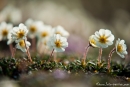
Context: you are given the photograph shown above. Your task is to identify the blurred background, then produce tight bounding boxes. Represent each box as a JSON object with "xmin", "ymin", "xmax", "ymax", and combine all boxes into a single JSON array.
[
  {"xmin": 0, "ymin": 0, "xmax": 130, "ymax": 60},
  {"xmin": 0, "ymin": 0, "xmax": 130, "ymax": 87}
]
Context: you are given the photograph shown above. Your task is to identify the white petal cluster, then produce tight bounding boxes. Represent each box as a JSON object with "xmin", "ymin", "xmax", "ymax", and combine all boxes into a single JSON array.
[
  {"xmin": 25, "ymin": 19, "xmax": 43, "ymax": 39},
  {"xmin": 11, "ymin": 23, "xmax": 28, "ymax": 43},
  {"xmin": 38, "ymin": 25, "xmax": 52, "ymax": 39},
  {"xmin": 7, "ymin": 32, "xmax": 15, "ymax": 45},
  {"xmin": 89, "ymin": 35, "xmax": 98, "ymax": 47},
  {"xmin": 53, "ymin": 26, "xmax": 69, "ymax": 38},
  {"xmin": 115, "ymin": 38, "xmax": 128, "ymax": 58},
  {"xmin": 16, "ymin": 39, "xmax": 31, "ymax": 52},
  {"xmin": 93, "ymin": 29, "xmax": 114, "ymax": 48},
  {"xmin": 0, "ymin": 5, "xmax": 22, "ymax": 24},
  {"xmin": 0, "ymin": 22, "xmax": 13, "ymax": 41},
  {"xmin": 47, "ymin": 34, "xmax": 68, "ymax": 52}
]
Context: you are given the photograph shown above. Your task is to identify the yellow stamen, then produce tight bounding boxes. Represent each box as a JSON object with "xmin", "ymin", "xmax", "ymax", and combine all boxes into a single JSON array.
[
  {"xmin": 19, "ymin": 40, "xmax": 25, "ymax": 47},
  {"xmin": 90, "ymin": 39, "xmax": 96, "ymax": 46},
  {"xmin": 99, "ymin": 35, "xmax": 107, "ymax": 43},
  {"xmin": 117, "ymin": 44, "xmax": 123, "ymax": 52},
  {"xmin": 30, "ymin": 26, "xmax": 36, "ymax": 33},
  {"xmin": 56, "ymin": 32, "xmax": 62, "ymax": 35},
  {"xmin": 2, "ymin": 29, "xmax": 8, "ymax": 36},
  {"xmin": 17, "ymin": 29, "xmax": 25, "ymax": 38},
  {"xmin": 41, "ymin": 32, "xmax": 48, "ymax": 37},
  {"xmin": 55, "ymin": 40, "xmax": 62, "ymax": 48}
]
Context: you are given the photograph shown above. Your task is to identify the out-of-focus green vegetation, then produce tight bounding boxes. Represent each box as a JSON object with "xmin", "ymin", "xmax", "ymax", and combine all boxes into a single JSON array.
[
  {"xmin": 0, "ymin": 56, "xmax": 130, "ymax": 79},
  {"xmin": 0, "ymin": 56, "xmax": 130, "ymax": 87}
]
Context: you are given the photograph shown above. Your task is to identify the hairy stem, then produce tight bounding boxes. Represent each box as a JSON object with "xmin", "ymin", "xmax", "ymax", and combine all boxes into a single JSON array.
[
  {"xmin": 24, "ymin": 39, "xmax": 32, "ymax": 62},
  {"xmin": 82, "ymin": 43, "xmax": 90, "ymax": 64},
  {"xmin": 48, "ymin": 49, "xmax": 54, "ymax": 62},
  {"xmin": 9, "ymin": 44, "xmax": 15, "ymax": 58},
  {"xmin": 98, "ymin": 48, "xmax": 102, "ymax": 65},
  {"xmin": 32, "ymin": 38, "xmax": 36, "ymax": 51},
  {"xmin": 107, "ymin": 47, "xmax": 116, "ymax": 70}
]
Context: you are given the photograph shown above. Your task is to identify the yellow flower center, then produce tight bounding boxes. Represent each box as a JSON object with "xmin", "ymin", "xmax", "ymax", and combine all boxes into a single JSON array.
[
  {"xmin": 19, "ymin": 40, "xmax": 25, "ymax": 47},
  {"xmin": 55, "ymin": 40, "xmax": 62, "ymax": 48},
  {"xmin": 17, "ymin": 29, "xmax": 25, "ymax": 39},
  {"xmin": 30, "ymin": 26, "xmax": 36, "ymax": 33},
  {"xmin": 99, "ymin": 35, "xmax": 107, "ymax": 43},
  {"xmin": 41, "ymin": 32, "xmax": 48, "ymax": 37},
  {"xmin": 117, "ymin": 44, "xmax": 123, "ymax": 52},
  {"xmin": 56, "ymin": 32, "xmax": 62, "ymax": 36},
  {"xmin": 2, "ymin": 29, "xmax": 8, "ymax": 36},
  {"xmin": 90, "ymin": 39, "xmax": 96, "ymax": 45}
]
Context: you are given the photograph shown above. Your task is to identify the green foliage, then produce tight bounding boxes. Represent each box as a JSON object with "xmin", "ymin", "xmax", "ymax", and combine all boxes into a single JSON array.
[{"xmin": 0, "ymin": 56, "xmax": 130, "ymax": 80}]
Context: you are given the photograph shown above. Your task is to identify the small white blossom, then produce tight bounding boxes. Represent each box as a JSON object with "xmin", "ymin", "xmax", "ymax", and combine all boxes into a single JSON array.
[
  {"xmin": 47, "ymin": 34, "xmax": 68, "ymax": 52},
  {"xmin": 38, "ymin": 25, "xmax": 52, "ymax": 39},
  {"xmin": 7, "ymin": 32, "xmax": 14, "ymax": 45},
  {"xmin": 94, "ymin": 29, "xmax": 114, "ymax": 48},
  {"xmin": 53, "ymin": 26, "xmax": 69, "ymax": 38},
  {"xmin": 0, "ymin": 5, "xmax": 22, "ymax": 24},
  {"xmin": 37, "ymin": 38, "xmax": 50, "ymax": 54},
  {"xmin": 0, "ymin": 22, "xmax": 13, "ymax": 41},
  {"xmin": 89, "ymin": 35, "xmax": 98, "ymax": 47},
  {"xmin": 25, "ymin": 19, "xmax": 43, "ymax": 39},
  {"xmin": 115, "ymin": 38, "xmax": 128, "ymax": 58},
  {"xmin": 16, "ymin": 39, "xmax": 31, "ymax": 52},
  {"xmin": 11, "ymin": 23, "xmax": 28, "ymax": 43}
]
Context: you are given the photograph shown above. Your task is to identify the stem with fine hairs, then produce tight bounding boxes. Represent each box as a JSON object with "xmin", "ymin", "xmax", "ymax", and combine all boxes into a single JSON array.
[
  {"xmin": 82, "ymin": 43, "xmax": 91, "ymax": 64},
  {"xmin": 107, "ymin": 47, "xmax": 116, "ymax": 71},
  {"xmin": 48, "ymin": 49, "xmax": 54, "ymax": 62},
  {"xmin": 24, "ymin": 39, "xmax": 32, "ymax": 62},
  {"xmin": 32, "ymin": 38, "xmax": 36, "ymax": 51},
  {"xmin": 98, "ymin": 48, "xmax": 102, "ymax": 65},
  {"xmin": 9, "ymin": 44, "xmax": 15, "ymax": 58}
]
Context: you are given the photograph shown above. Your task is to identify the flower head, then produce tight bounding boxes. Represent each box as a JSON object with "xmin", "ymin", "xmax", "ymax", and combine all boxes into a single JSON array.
[
  {"xmin": 53, "ymin": 26, "xmax": 69, "ymax": 38},
  {"xmin": 16, "ymin": 39, "xmax": 31, "ymax": 52},
  {"xmin": 115, "ymin": 38, "xmax": 128, "ymax": 58},
  {"xmin": 38, "ymin": 25, "xmax": 52, "ymax": 39},
  {"xmin": 11, "ymin": 23, "xmax": 28, "ymax": 43},
  {"xmin": 25, "ymin": 19, "xmax": 43, "ymax": 39},
  {"xmin": 94, "ymin": 29, "xmax": 114, "ymax": 48},
  {"xmin": 0, "ymin": 22, "xmax": 13, "ymax": 41},
  {"xmin": 0, "ymin": 5, "xmax": 22, "ymax": 24},
  {"xmin": 47, "ymin": 34, "xmax": 68, "ymax": 52},
  {"xmin": 89, "ymin": 35, "xmax": 98, "ymax": 47},
  {"xmin": 7, "ymin": 32, "xmax": 14, "ymax": 45}
]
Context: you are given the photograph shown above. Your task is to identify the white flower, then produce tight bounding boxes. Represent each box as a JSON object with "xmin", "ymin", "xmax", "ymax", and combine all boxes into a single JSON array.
[
  {"xmin": 0, "ymin": 22, "xmax": 13, "ymax": 41},
  {"xmin": 37, "ymin": 38, "xmax": 49, "ymax": 49},
  {"xmin": 38, "ymin": 25, "xmax": 52, "ymax": 39},
  {"xmin": 11, "ymin": 23, "xmax": 28, "ymax": 43},
  {"xmin": 0, "ymin": 5, "xmax": 22, "ymax": 24},
  {"xmin": 37, "ymin": 38, "xmax": 50, "ymax": 54},
  {"xmin": 53, "ymin": 26, "xmax": 69, "ymax": 38},
  {"xmin": 16, "ymin": 39, "xmax": 31, "ymax": 52},
  {"xmin": 47, "ymin": 34, "xmax": 68, "ymax": 52},
  {"xmin": 89, "ymin": 35, "xmax": 98, "ymax": 47},
  {"xmin": 94, "ymin": 29, "xmax": 114, "ymax": 48},
  {"xmin": 25, "ymin": 19, "xmax": 43, "ymax": 39},
  {"xmin": 115, "ymin": 38, "xmax": 128, "ymax": 58},
  {"xmin": 7, "ymin": 32, "xmax": 14, "ymax": 45}
]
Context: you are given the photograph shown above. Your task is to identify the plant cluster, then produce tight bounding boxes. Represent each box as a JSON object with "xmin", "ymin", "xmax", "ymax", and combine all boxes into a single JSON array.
[
  {"xmin": 0, "ymin": 19, "xmax": 129, "ymax": 80},
  {"xmin": 0, "ymin": 57, "xmax": 130, "ymax": 80}
]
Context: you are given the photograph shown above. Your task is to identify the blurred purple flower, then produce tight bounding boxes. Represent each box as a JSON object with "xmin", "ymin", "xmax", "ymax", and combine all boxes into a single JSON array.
[{"xmin": 66, "ymin": 34, "xmax": 87, "ymax": 54}]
